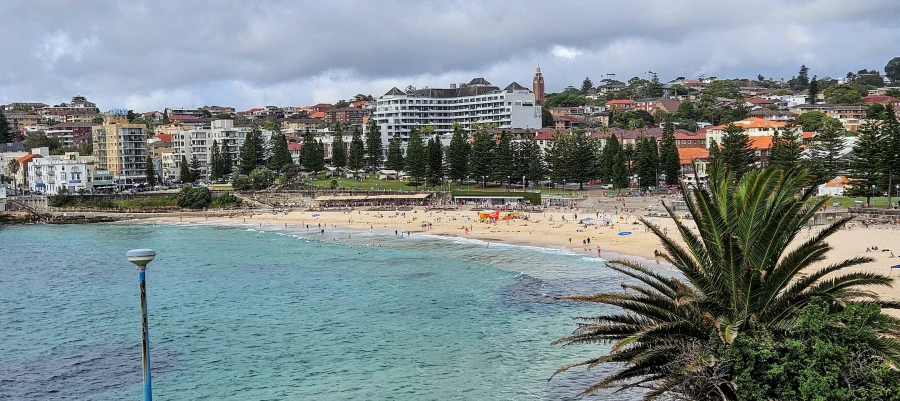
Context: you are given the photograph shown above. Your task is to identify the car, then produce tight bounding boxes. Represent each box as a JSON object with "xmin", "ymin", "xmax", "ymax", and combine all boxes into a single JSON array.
[{"xmin": 599, "ymin": 184, "xmax": 613, "ymax": 189}]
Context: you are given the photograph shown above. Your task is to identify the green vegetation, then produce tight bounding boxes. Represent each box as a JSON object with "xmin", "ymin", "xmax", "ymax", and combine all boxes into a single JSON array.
[{"xmin": 554, "ymin": 166, "xmax": 900, "ymax": 399}]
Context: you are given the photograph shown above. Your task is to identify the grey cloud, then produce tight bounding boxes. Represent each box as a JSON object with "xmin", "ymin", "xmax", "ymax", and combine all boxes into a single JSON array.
[{"xmin": 0, "ymin": 0, "xmax": 898, "ymax": 109}]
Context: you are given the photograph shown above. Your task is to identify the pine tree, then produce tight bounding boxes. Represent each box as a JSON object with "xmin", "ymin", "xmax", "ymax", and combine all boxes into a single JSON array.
[
  {"xmin": 385, "ymin": 135, "xmax": 404, "ymax": 171},
  {"xmin": 635, "ymin": 137, "xmax": 658, "ymax": 188},
  {"xmin": 469, "ymin": 128, "xmax": 495, "ymax": 187},
  {"xmin": 179, "ymin": 155, "xmax": 192, "ymax": 183},
  {"xmin": 425, "ymin": 137, "xmax": 443, "ymax": 188},
  {"xmin": 808, "ymin": 76, "xmax": 819, "ymax": 104},
  {"xmin": 446, "ymin": 123, "xmax": 470, "ymax": 182},
  {"xmin": 365, "ymin": 119, "xmax": 382, "ymax": 171},
  {"xmin": 545, "ymin": 130, "xmax": 569, "ymax": 184},
  {"xmin": 209, "ymin": 139, "xmax": 222, "ymax": 181},
  {"xmin": 220, "ymin": 140, "xmax": 232, "ymax": 177},
  {"xmin": 659, "ymin": 122, "xmax": 681, "ymax": 185},
  {"xmin": 807, "ymin": 117, "xmax": 846, "ymax": 185},
  {"xmin": 301, "ymin": 131, "xmax": 325, "ymax": 177},
  {"xmin": 254, "ymin": 126, "xmax": 268, "ymax": 167},
  {"xmin": 708, "ymin": 139, "xmax": 721, "ymax": 167},
  {"xmin": 602, "ymin": 134, "xmax": 628, "ymax": 189},
  {"xmin": 145, "ymin": 155, "xmax": 157, "ymax": 186},
  {"xmin": 268, "ymin": 132, "xmax": 292, "ymax": 172},
  {"xmin": 238, "ymin": 127, "xmax": 262, "ymax": 174},
  {"xmin": 719, "ymin": 124, "xmax": 755, "ymax": 180},
  {"xmin": 768, "ymin": 126, "xmax": 803, "ymax": 171},
  {"xmin": 405, "ymin": 128, "xmax": 427, "ymax": 187},
  {"xmin": 850, "ymin": 122, "xmax": 883, "ymax": 205},
  {"xmin": 331, "ymin": 124, "xmax": 346, "ymax": 169},
  {"xmin": 0, "ymin": 111, "xmax": 12, "ymax": 144},
  {"xmin": 563, "ymin": 128, "xmax": 600, "ymax": 190},
  {"xmin": 189, "ymin": 155, "xmax": 202, "ymax": 182},
  {"xmin": 522, "ymin": 134, "xmax": 546, "ymax": 189},
  {"xmin": 493, "ymin": 130, "xmax": 515, "ymax": 186},
  {"xmin": 348, "ymin": 127, "xmax": 365, "ymax": 177}
]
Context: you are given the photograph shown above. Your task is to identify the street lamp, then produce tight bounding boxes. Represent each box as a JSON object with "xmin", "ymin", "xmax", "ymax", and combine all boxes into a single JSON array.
[
  {"xmin": 126, "ymin": 248, "xmax": 157, "ymax": 401},
  {"xmin": 507, "ymin": 176, "xmax": 510, "ymax": 190}
]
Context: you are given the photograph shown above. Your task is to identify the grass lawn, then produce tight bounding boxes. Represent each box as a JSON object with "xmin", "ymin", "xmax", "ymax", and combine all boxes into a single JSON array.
[
  {"xmin": 813, "ymin": 196, "xmax": 899, "ymax": 209},
  {"xmin": 310, "ymin": 175, "xmax": 442, "ymax": 191}
]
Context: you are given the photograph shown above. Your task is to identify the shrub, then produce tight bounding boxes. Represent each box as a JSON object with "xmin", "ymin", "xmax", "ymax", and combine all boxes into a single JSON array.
[{"xmin": 176, "ymin": 185, "xmax": 212, "ymax": 209}]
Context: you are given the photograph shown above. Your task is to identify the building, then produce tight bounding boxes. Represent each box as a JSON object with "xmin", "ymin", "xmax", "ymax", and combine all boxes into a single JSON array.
[
  {"xmin": 373, "ymin": 77, "xmax": 541, "ymax": 148},
  {"xmin": 606, "ymin": 99, "xmax": 637, "ymax": 110},
  {"xmin": 749, "ymin": 109, "xmax": 795, "ymax": 121},
  {"xmin": 817, "ymin": 176, "xmax": 850, "ymax": 197},
  {"xmin": 27, "ymin": 151, "xmax": 94, "ymax": 194},
  {"xmin": 92, "ymin": 116, "xmax": 148, "ymax": 187},
  {"xmin": 678, "ymin": 147, "xmax": 710, "ymax": 186},
  {"xmin": 533, "ymin": 66, "xmax": 545, "ymax": 105},
  {"xmin": 862, "ymin": 95, "xmax": 900, "ymax": 109},
  {"xmin": 324, "ymin": 108, "xmax": 369, "ymax": 124},
  {"xmin": 553, "ymin": 115, "xmax": 582, "ymax": 130},
  {"xmin": 705, "ymin": 117, "xmax": 789, "ymax": 148},
  {"xmin": 41, "ymin": 97, "xmax": 100, "ymax": 122},
  {"xmin": 170, "ymin": 119, "xmax": 265, "ymax": 181},
  {"xmin": 44, "ymin": 122, "xmax": 95, "ymax": 147},
  {"xmin": 164, "ymin": 107, "xmax": 204, "ymax": 118},
  {"xmin": 674, "ymin": 130, "xmax": 707, "ymax": 148}
]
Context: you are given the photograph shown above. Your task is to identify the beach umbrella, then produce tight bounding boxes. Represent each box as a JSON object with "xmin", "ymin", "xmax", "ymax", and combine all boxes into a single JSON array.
[
  {"xmin": 580, "ymin": 217, "xmax": 594, "ymax": 222},
  {"xmin": 891, "ymin": 264, "xmax": 900, "ymax": 276},
  {"xmin": 312, "ymin": 213, "xmax": 320, "ymax": 217}
]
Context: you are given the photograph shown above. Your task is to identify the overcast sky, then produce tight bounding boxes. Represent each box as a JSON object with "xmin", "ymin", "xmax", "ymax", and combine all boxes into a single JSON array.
[{"xmin": 1, "ymin": 0, "xmax": 898, "ymax": 111}]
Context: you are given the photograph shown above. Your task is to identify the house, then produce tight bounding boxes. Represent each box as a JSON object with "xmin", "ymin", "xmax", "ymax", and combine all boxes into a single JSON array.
[
  {"xmin": 749, "ymin": 108, "xmax": 795, "ymax": 121},
  {"xmin": 674, "ymin": 130, "xmax": 707, "ymax": 149},
  {"xmin": 553, "ymin": 115, "xmax": 582, "ymax": 130},
  {"xmin": 678, "ymin": 148, "xmax": 710, "ymax": 186},
  {"xmin": 704, "ymin": 117, "xmax": 788, "ymax": 148},
  {"xmin": 27, "ymin": 152, "xmax": 94, "ymax": 194},
  {"xmin": 288, "ymin": 143, "xmax": 302, "ymax": 165},
  {"xmin": 15, "ymin": 153, "xmax": 43, "ymax": 190},
  {"xmin": 605, "ymin": 99, "xmax": 636, "ymax": 110},
  {"xmin": 817, "ymin": 176, "xmax": 850, "ymax": 197},
  {"xmin": 745, "ymin": 97, "xmax": 776, "ymax": 109},
  {"xmin": 861, "ymin": 95, "xmax": 900, "ymax": 109},
  {"xmin": 378, "ymin": 169, "xmax": 399, "ymax": 180},
  {"xmin": 749, "ymin": 136, "xmax": 774, "ymax": 167},
  {"xmin": 826, "ymin": 105, "xmax": 867, "ymax": 120}
]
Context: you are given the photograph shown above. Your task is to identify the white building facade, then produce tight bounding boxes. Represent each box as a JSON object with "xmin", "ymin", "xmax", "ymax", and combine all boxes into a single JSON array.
[
  {"xmin": 27, "ymin": 152, "xmax": 93, "ymax": 194},
  {"xmin": 171, "ymin": 119, "xmax": 271, "ymax": 181},
  {"xmin": 373, "ymin": 78, "xmax": 542, "ymax": 148}
]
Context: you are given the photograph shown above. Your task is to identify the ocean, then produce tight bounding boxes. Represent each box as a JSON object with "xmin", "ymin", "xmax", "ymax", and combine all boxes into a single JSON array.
[{"xmin": 0, "ymin": 222, "xmax": 648, "ymax": 400}]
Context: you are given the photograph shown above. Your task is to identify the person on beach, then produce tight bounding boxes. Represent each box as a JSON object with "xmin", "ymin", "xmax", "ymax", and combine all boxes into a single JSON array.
[{"xmin": 597, "ymin": 247, "xmax": 601, "ymax": 257}]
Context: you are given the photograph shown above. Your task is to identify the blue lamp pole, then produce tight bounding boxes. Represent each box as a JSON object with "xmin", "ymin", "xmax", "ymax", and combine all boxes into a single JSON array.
[{"xmin": 126, "ymin": 249, "xmax": 157, "ymax": 401}]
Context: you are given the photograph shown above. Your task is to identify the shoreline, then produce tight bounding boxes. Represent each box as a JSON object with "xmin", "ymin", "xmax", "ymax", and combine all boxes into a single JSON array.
[{"xmin": 136, "ymin": 206, "xmax": 900, "ymax": 303}]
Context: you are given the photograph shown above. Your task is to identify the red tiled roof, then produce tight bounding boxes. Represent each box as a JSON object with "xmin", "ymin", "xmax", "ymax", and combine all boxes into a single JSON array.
[
  {"xmin": 554, "ymin": 115, "xmax": 581, "ymax": 122},
  {"xmin": 169, "ymin": 115, "xmax": 197, "ymax": 121},
  {"xmin": 606, "ymin": 99, "xmax": 636, "ymax": 105},
  {"xmin": 746, "ymin": 97, "xmax": 775, "ymax": 105},
  {"xmin": 674, "ymin": 131, "xmax": 705, "ymax": 140},
  {"xmin": 288, "ymin": 143, "xmax": 302, "ymax": 151},
  {"xmin": 862, "ymin": 95, "xmax": 900, "ymax": 104},
  {"xmin": 17, "ymin": 154, "xmax": 42, "ymax": 163},
  {"xmin": 678, "ymin": 148, "xmax": 709, "ymax": 164},
  {"xmin": 749, "ymin": 136, "xmax": 774, "ymax": 150},
  {"xmin": 802, "ymin": 131, "xmax": 815, "ymax": 139},
  {"xmin": 155, "ymin": 133, "xmax": 173, "ymax": 142}
]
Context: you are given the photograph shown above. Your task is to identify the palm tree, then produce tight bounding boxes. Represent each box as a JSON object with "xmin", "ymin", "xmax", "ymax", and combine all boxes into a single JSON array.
[
  {"xmin": 6, "ymin": 159, "xmax": 19, "ymax": 188},
  {"xmin": 554, "ymin": 165, "xmax": 900, "ymax": 399}
]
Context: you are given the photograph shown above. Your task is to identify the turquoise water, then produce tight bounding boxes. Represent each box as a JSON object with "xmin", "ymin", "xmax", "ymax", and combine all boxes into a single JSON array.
[{"xmin": 0, "ymin": 222, "xmax": 642, "ymax": 400}]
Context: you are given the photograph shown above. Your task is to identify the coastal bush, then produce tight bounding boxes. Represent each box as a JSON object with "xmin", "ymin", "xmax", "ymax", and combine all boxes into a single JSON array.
[
  {"xmin": 553, "ymin": 165, "xmax": 900, "ymax": 400},
  {"xmin": 176, "ymin": 185, "xmax": 212, "ymax": 209},
  {"xmin": 249, "ymin": 167, "xmax": 275, "ymax": 190},
  {"xmin": 210, "ymin": 191, "xmax": 242, "ymax": 208},
  {"xmin": 232, "ymin": 174, "xmax": 251, "ymax": 190}
]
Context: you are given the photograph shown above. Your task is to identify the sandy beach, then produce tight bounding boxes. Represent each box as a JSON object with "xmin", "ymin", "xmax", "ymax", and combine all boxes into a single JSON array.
[{"xmin": 150, "ymin": 193, "xmax": 900, "ymax": 301}]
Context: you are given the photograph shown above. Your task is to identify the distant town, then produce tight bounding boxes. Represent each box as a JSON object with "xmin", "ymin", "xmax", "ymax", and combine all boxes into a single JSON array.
[{"xmin": 1, "ymin": 58, "xmax": 900, "ymax": 208}]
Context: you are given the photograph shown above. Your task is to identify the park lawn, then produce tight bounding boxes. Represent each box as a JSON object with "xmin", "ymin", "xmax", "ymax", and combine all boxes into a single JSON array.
[
  {"xmin": 310, "ymin": 175, "xmax": 439, "ymax": 191},
  {"xmin": 813, "ymin": 196, "xmax": 898, "ymax": 209}
]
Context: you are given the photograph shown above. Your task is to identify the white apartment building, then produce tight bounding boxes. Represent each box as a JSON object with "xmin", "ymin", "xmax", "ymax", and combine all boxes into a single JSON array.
[
  {"xmin": 171, "ymin": 119, "xmax": 272, "ymax": 180},
  {"xmin": 373, "ymin": 78, "xmax": 542, "ymax": 148},
  {"xmin": 27, "ymin": 151, "xmax": 95, "ymax": 194}
]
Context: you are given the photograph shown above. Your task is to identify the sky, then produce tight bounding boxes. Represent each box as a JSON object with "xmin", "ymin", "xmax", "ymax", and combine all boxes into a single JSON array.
[{"xmin": 1, "ymin": 0, "xmax": 898, "ymax": 112}]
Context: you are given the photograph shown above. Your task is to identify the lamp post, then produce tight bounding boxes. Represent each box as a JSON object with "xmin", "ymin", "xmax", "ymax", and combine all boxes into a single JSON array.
[
  {"xmin": 507, "ymin": 176, "xmax": 510, "ymax": 190},
  {"xmin": 872, "ymin": 185, "xmax": 876, "ymax": 208},
  {"xmin": 126, "ymin": 249, "xmax": 157, "ymax": 401}
]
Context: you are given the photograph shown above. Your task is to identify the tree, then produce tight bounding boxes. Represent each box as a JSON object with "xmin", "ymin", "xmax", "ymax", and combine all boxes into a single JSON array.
[
  {"xmin": 520, "ymin": 132, "xmax": 545, "ymax": 188},
  {"xmin": 718, "ymin": 123, "xmax": 755, "ymax": 180},
  {"xmin": 807, "ymin": 75, "xmax": 819, "ymax": 104},
  {"xmin": 541, "ymin": 107, "xmax": 554, "ymax": 128},
  {"xmin": 580, "ymin": 77, "xmax": 594, "ymax": 94},
  {"xmin": 603, "ymin": 133, "xmax": 628, "ymax": 189},
  {"xmin": 446, "ymin": 123, "xmax": 470, "ymax": 182},
  {"xmin": 425, "ymin": 137, "xmax": 443, "ymax": 188},
  {"xmin": 23, "ymin": 131, "xmax": 61, "ymax": 152},
  {"xmin": 885, "ymin": 56, "xmax": 900, "ymax": 82},
  {"xmin": 0, "ymin": 111, "xmax": 11, "ymax": 144},
  {"xmin": 797, "ymin": 64, "xmax": 810, "ymax": 89},
  {"xmin": 469, "ymin": 128, "xmax": 495, "ymax": 187},
  {"xmin": 545, "ymin": 130, "xmax": 568, "ymax": 184},
  {"xmin": 365, "ymin": 119, "xmax": 382, "ymax": 171},
  {"xmin": 199, "ymin": 109, "xmax": 212, "ymax": 118},
  {"xmin": 493, "ymin": 130, "xmax": 515, "ymax": 186},
  {"xmin": 385, "ymin": 135, "xmax": 405, "ymax": 172},
  {"xmin": 850, "ymin": 122, "xmax": 883, "ymax": 206},
  {"xmin": 348, "ymin": 127, "xmax": 365, "ymax": 177},
  {"xmin": 659, "ymin": 122, "xmax": 681, "ymax": 185},
  {"xmin": 823, "ymin": 84, "xmax": 863, "ymax": 105},
  {"xmin": 554, "ymin": 166, "xmax": 899, "ymax": 399},
  {"xmin": 867, "ymin": 103, "xmax": 888, "ymax": 120},
  {"xmin": 768, "ymin": 126, "xmax": 803, "ymax": 170},
  {"xmin": 565, "ymin": 129, "xmax": 600, "ymax": 190},
  {"xmin": 145, "ymin": 155, "xmax": 157, "ymax": 186},
  {"xmin": 238, "ymin": 125, "xmax": 264, "ymax": 174},
  {"xmin": 209, "ymin": 139, "xmax": 223, "ymax": 181},
  {"xmin": 794, "ymin": 110, "xmax": 828, "ymax": 132},
  {"xmin": 268, "ymin": 132, "xmax": 292, "ymax": 172},
  {"xmin": 330, "ymin": 125, "xmax": 346, "ymax": 169},
  {"xmin": 220, "ymin": 140, "xmax": 232, "ymax": 177},
  {"xmin": 179, "ymin": 155, "xmax": 191, "ymax": 183},
  {"xmin": 249, "ymin": 167, "xmax": 276, "ymax": 190},
  {"xmin": 301, "ymin": 131, "xmax": 325, "ymax": 177},
  {"xmin": 189, "ymin": 154, "xmax": 202, "ymax": 182},
  {"xmin": 807, "ymin": 117, "xmax": 846, "ymax": 184},
  {"xmin": 635, "ymin": 136, "xmax": 659, "ymax": 188},
  {"xmin": 404, "ymin": 128, "xmax": 427, "ymax": 187}
]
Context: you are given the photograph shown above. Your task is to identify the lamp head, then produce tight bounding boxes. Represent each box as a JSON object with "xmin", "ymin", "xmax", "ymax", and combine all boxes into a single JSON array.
[{"xmin": 126, "ymin": 249, "xmax": 156, "ymax": 269}]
